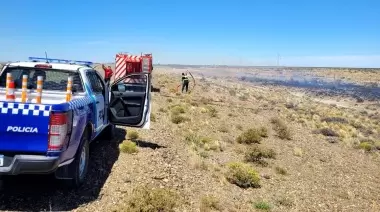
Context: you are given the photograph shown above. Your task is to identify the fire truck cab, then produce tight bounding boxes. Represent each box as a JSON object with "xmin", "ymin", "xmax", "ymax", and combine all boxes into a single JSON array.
[
  {"xmin": 113, "ymin": 53, "xmax": 159, "ymax": 92},
  {"xmin": 113, "ymin": 53, "xmax": 153, "ymax": 84}
]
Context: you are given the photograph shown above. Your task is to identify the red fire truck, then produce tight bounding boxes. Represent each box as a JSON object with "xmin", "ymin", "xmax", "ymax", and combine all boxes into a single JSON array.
[{"xmin": 112, "ymin": 52, "xmax": 153, "ymax": 83}]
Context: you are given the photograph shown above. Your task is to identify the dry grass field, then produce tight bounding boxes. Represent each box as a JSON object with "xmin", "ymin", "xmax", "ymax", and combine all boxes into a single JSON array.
[{"xmin": 0, "ymin": 63, "xmax": 380, "ymax": 211}]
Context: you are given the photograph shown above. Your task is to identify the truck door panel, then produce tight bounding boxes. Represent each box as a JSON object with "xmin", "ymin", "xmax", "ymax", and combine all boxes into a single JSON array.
[{"xmin": 108, "ymin": 73, "xmax": 151, "ymax": 128}]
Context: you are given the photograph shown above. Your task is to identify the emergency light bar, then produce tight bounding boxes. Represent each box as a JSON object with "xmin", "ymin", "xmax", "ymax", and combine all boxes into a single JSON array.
[{"xmin": 28, "ymin": 57, "xmax": 93, "ymax": 66}]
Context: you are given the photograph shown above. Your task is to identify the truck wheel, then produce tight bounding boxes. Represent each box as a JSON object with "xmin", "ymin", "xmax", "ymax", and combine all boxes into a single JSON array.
[{"xmin": 66, "ymin": 130, "xmax": 90, "ymax": 189}]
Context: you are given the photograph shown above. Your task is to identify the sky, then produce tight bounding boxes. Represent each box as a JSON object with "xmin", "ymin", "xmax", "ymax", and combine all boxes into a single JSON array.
[{"xmin": 0, "ymin": 0, "xmax": 379, "ymax": 67}]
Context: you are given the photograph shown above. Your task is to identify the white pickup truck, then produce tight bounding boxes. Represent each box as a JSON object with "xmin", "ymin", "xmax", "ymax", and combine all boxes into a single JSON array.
[{"xmin": 0, "ymin": 57, "xmax": 151, "ymax": 188}]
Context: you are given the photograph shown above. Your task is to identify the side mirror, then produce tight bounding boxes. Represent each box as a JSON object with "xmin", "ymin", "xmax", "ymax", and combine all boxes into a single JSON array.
[{"xmin": 117, "ymin": 84, "xmax": 126, "ymax": 92}]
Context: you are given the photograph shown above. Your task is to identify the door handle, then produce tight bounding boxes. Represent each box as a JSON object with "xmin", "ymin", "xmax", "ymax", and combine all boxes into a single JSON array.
[{"xmin": 96, "ymin": 101, "xmax": 100, "ymax": 104}]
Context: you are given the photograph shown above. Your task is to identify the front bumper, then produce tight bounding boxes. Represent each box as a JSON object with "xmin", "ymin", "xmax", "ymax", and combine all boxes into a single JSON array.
[{"xmin": 0, "ymin": 155, "xmax": 60, "ymax": 175}]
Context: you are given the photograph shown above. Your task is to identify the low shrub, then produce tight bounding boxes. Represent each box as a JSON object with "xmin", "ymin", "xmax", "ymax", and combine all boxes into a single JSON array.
[
  {"xmin": 200, "ymin": 195, "xmax": 223, "ymax": 212},
  {"xmin": 123, "ymin": 186, "xmax": 179, "ymax": 212},
  {"xmin": 150, "ymin": 113, "xmax": 156, "ymax": 122},
  {"xmin": 171, "ymin": 114, "xmax": 189, "ymax": 124},
  {"xmin": 119, "ymin": 140, "xmax": 138, "ymax": 154},
  {"xmin": 275, "ymin": 166, "xmax": 288, "ymax": 175},
  {"xmin": 225, "ymin": 162, "xmax": 260, "ymax": 188},
  {"xmin": 171, "ymin": 105, "xmax": 186, "ymax": 115},
  {"xmin": 127, "ymin": 130, "xmax": 139, "ymax": 140},
  {"xmin": 254, "ymin": 201, "xmax": 272, "ymax": 211},
  {"xmin": 244, "ymin": 145, "xmax": 276, "ymax": 166},
  {"xmin": 271, "ymin": 118, "xmax": 292, "ymax": 140},
  {"xmin": 237, "ymin": 128, "xmax": 266, "ymax": 144}
]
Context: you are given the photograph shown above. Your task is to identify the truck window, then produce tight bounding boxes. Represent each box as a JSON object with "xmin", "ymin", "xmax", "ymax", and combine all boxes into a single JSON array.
[
  {"xmin": 0, "ymin": 67, "xmax": 84, "ymax": 92},
  {"xmin": 86, "ymin": 71, "xmax": 104, "ymax": 93},
  {"xmin": 112, "ymin": 74, "xmax": 148, "ymax": 93}
]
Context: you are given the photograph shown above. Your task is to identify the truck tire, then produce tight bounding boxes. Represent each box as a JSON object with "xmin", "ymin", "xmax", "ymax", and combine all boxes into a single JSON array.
[{"xmin": 65, "ymin": 129, "xmax": 90, "ymax": 189}]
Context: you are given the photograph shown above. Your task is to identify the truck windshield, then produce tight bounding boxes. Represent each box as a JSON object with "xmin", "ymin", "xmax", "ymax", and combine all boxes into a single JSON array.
[{"xmin": 0, "ymin": 67, "xmax": 84, "ymax": 92}]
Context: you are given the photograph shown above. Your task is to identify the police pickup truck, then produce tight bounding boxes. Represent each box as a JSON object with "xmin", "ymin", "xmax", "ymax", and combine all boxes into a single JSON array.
[{"xmin": 0, "ymin": 57, "xmax": 151, "ymax": 188}]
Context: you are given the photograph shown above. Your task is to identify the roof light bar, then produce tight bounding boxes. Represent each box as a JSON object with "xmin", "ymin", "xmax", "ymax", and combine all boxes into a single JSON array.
[{"xmin": 28, "ymin": 57, "xmax": 93, "ymax": 66}]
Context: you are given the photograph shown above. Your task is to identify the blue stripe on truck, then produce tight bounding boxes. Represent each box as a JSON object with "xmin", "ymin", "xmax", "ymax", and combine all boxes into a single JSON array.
[
  {"xmin": 47, "ymin": 96, "xmax": 93, "ymax": 112},
  {"xmin": 0, "ymin": 96, "xmax": 94, "ymax": 115},
  {"xmin": 68, "ymin": 97, "xmax": 93, "ymax": 110}
]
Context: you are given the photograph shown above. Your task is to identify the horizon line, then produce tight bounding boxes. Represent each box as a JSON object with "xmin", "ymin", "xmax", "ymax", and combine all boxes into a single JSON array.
[{"xmin": 1, "ymin": 61, "xmax": 379, "ymax": 69}]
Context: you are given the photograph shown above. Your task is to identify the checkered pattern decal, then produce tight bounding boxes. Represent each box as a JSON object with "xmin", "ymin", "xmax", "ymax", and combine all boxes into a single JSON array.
[
  {"xmin": 0, "ymin": 102, "xmax": 51, "ymax": 116},
  {"xmin": 68, "ymin": 97, "xmax": 93, "ymax": 109},
  {"xmin": 0, "ymin": 97, "xmax": 94, "ymax": 117}
]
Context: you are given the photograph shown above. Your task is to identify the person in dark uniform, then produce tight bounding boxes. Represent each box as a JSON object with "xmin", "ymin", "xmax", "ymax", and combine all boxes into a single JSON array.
[{"xmin": 181, "ymin": 72, "xmax": 189, "ymax": 93}]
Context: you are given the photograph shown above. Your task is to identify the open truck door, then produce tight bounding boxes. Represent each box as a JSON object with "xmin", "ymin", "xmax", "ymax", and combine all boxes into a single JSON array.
[{"xmin": 108, "ymin": 72, "xmax": 151, "ymax": 129}]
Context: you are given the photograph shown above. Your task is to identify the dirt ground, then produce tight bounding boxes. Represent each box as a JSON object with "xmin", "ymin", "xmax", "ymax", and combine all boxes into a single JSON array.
[{"xmin": 0, "ymin": 65, "xmax": 380, "ymax": 211}]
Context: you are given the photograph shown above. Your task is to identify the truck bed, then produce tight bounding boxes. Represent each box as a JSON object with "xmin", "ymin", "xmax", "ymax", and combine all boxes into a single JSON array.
[{"xmin": 0, "ymin": 89, "xmax": 90, "ymax": 154}]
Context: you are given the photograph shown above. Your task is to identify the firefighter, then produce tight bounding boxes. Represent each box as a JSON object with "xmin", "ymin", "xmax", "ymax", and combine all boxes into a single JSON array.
[
  {"xmin": 102, "ymin": 64, "xmax": 113, "ymax": 84},
  {"xmin": 181, "ymin": 72, "xmax": 189, "ymax": 93}
]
